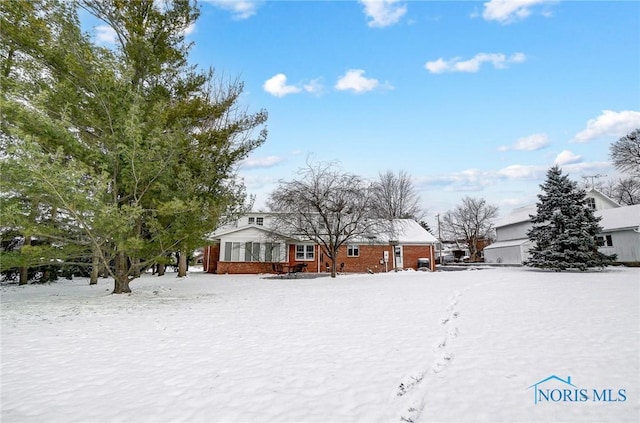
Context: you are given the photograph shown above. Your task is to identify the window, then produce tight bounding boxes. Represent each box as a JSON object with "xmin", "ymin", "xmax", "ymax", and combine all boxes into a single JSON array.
[
  {"xmin": 347, "ymin": 244, "xmax": 359, "ymax": 257},
  {"xmin": 596, "ymin": 235, "xmax": 613, "ymax": 247},
  {"xmin": 265, "ymin": 242, "xmax": 282, "ymax": 262},
  {"xmin": 256, "ymin": 217, "xmax": 264, "ymax": 226},
  {"xmin": 231, "ymin": 242, "xmax": 241, "ymax": 261},
  {"xmin": 245, "ymin": 242, "xmax": 261, "ymax": 262},
  {"xmin": 586, "ymin": 198, "xmax": 596, "ymax": 210},
  {"xmin": 224, "ymin": 242, "xmax": 242, "ymax": 261},
  {"xmin": 248, "ymin": 217, "xmax": 255, "ymax": 224},
  {"xmin": 296, "ymin": 244, "xmax": 314, "ymax": 260},
  {"xmin": 224, "ymin": 242, "xmax": 232, "ymax": 261}
]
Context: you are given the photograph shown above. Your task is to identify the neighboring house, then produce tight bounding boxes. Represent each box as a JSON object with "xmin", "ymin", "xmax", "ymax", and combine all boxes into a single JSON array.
[
  {"xmin": 203, "ymin": 213, "xmax": 438, "ymax": 274},
  {"xmin": 484, "ymin": 189, "xmax": 640, "ymax": 265},
  {"xmin": 483, "ymin": 205, "xmax": 536, "ymax": 265},
  {"xmin": 596, "ymin": 204, "xmax": 640, "ymax": 263}
]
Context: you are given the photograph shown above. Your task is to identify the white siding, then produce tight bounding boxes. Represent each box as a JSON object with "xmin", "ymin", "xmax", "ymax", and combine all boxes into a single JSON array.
[
  {"xmin": 218, "ymin": 227, "xmax": 286, "ymax": 262},
  {"xmin": 600, "ymin": 230, "xmax": 640, "ymax": 263},
  {"xmin": 484, "ymin": 240, "xmax": 532, "ymax": 265},
  {"xmin": 496, "ymin": 221, "xmax": 532, "ymax": 242}
]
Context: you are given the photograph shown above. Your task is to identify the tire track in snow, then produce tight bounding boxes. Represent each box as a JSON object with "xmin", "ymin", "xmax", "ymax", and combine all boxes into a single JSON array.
[{"xmin": 395, "ymin": 290, "xmax": 462, "ymax": 423}]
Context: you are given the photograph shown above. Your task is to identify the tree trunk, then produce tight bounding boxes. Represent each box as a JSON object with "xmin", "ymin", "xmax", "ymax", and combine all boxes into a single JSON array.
[
  {"xmin": 177, "ymin": 251, "xmax": 187, "ymax": 277},
  {"xmin": 90, "ymin": 246, "xmax": 100, "ymax": 285},
  {"xmin": 329, "ymin": 250, "xmax": 338, "ymax": 278},
  {"xmin": 131, "ymin": 257, "xmax": 141, "ymax": 278},
  {"xmin": 157, "ymin": 262, "xmax": 165, "ymax": 276},
  {"xmin": 112, "ymin": 252, "xmax": 131, "ymax": 294},
  {"xmin": 19, "ymin": 235, "xmax": 31, "ymax": 285}
]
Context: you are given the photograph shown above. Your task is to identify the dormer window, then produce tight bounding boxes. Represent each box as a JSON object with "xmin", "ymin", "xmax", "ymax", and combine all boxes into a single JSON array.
[
  {"xmin": 256, "ymin": 217, "xmax": 264, "ymax": 226},
  {"xmin": 586, "ymin": 198, "xmax": 596, "ymax": 210},
  {"xmin": 248, "ymin": 217, "xmax": 255, "ymax": 224}
]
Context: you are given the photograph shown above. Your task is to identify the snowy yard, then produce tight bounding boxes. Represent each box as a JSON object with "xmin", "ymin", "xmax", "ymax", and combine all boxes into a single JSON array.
[{"xmin": 1, "ymin": 267, "xmax": 638, "ymax": 423}]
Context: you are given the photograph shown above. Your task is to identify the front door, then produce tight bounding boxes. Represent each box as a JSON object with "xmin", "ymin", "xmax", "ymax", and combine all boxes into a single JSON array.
[{"xmin": 394, "ymin": 245, "xmax": 403, "ymax": 269}]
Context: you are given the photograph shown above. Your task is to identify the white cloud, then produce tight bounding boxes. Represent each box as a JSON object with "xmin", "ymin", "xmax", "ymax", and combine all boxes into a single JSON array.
[
  {"xmin": 573, "ymin": 110, "xmax": 640, "ymax": 143},
  {"xmin": 239, "ymin": 155, "xmax": 283, "ymax": 169},
  {"xmin": 263, "ymin": 74, "xmax": 324, "ymax": 97},
  {"xmin": 303, "ymin": 78, "xmax": 324, "ymax": 95},
  {"xmin": 421, "ymin": 164, "xmax": 546, "ymax": 192},
  {"xmin": 425, "ymin": 52, "xmax": 526, "ymax": 73},
  {"xmin": 359, "ymin": 0, "xmax": 407, "ymax": 28},
  {"xmin": 562, "ymin": 161, "xmax": 612, "ymax": 175},
  {"xmin": 263, "ymin": 74, "xmax": 302, "ymax": 97},
  {"xmin": 206, "ymin": 0, "xmax": 262, "ymax": 19},
  {"xmin": 482, "ymin": 0, "xmax": 555, "ymax": 24},
  {"xmin": 498, "ymin": 133, "xmax": 549, "ymax": 151},
  {"xmin": 240, "ymin": 174, "xmax": 279, "ymax": 190},
  {"xmin": 95, "ymin": 25, "xmax": 117, "ymax": 45},
  {"xmin": 496, "ymin": 164, "xmax": 545, "ymax": 180},
  {"xmin": 335, "ymin": 69, "xmax": 391, "ymax": 93},
  {"xmin": 554, "ymin": 150, "xmax": 582, "ymax": 166}
]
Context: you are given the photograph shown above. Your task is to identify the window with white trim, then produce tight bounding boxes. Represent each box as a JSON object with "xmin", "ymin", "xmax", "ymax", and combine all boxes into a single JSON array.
[
  {"xmin": 248, "ymin": 217, "xmax": 255, "ymax": 224},
  {"xmin": 256, "ymin": 217, "xmax": 264, "ymax": 226},
  {"xmin": 245, "ymin": 242, "xmax": 261, "ymax": 262},
  {"xmin": 296, "ymin": 244, "xmax": 314, "ymax": 261},
  {"xmin": 347, "ymin": 244, "xmax": 360, "ymax": 257},
  {"xmin": 596, "ymin": 235, "xmax": 613, "ymax": 247},
  {"xmin": 586, "ymin": 198, "xmax": 596, "ymax": 210},
  {"xmin": 223, "ymin": 242, "xmax": 242, "ymax": 261}
]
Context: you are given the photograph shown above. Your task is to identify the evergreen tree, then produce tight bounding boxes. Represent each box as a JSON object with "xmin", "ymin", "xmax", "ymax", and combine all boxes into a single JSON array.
[
  {"xmin": 0, "ymin": 0, "xmax": 266, "ymax": 291},
  {"xmin": 525, "ymin": 166, "xmax": 615, "ymax": 271}
]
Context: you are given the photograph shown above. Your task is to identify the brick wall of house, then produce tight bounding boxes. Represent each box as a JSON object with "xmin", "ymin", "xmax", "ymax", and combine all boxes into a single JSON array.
[
  {"xmin": 205, "ymin": 243, "xmax": 435, "ymax": 274},
  {"xmin": 204, "ymin": 244, "xmax": 220, "ymax": 273},
  {"xmin": 326, "ymin": 245, "xmax": 392, "ymax": 273},
  {"xmin": 401, "ymin": 245, "xmax": 435, "ymax": 271},
  {"xmin": 323, "ymin": 244, "xmax": 435, "ymax": 273},
  {"xmin": 216, "ymin": 261, "xmax": 274, "ymax": 274}
]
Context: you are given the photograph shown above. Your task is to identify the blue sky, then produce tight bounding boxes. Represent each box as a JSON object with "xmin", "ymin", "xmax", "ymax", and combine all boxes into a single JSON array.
[{"xmin": 87, "ymin": 0, "xmax": 640, "ymax": 227}]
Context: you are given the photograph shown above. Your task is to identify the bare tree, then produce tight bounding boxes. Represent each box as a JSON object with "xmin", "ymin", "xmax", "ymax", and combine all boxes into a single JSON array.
[
  {"xmin": 267, "ymin": 161, "xmax": 379, "ymax": 277},
  {"xmin": 442, "ymin": 197, "xmax": 498, "ymax": 261},
  {"xmin": 610, "ymin": 129, "xmax": 640, "ymax": 176},
  {"xmin": 600, "ymin": 177, "xmax": 640, "ymax": 206},
  {"xmin": 370, "ymin": 170, "xmax": 425, "ymax": 220}
]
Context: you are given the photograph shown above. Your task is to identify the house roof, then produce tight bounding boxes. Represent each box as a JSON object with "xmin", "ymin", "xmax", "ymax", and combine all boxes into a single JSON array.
[
  {"xmin": 483, "ymin": 239, "xmax": 530, "ymax": 250},
  {"xmin": 596, "ymin": 204, "xmax": 640, "ymax": 232},
  {"xmin": 207, "ymin": 218, "xmax": 437, "ymax": 245},
  {"xmin": 369, "ymin": 219, "xmax": 438, "ymax": 245},
  {"xmin": 495, "ymin": 201, "xmax": 639, "ymax": 233},
  {"xmin": 494, "ymin": 205, "xmax": 536, "ymax": 228},
  {"xmin": 206, "ymin": 223, "xmax": 295, "ymax": 241}
]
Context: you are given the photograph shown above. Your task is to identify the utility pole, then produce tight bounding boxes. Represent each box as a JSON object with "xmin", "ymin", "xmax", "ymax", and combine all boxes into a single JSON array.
[
  {"xmin": 582, "ymin": 174, "xmax": 607, "ymax": 189},
  {"xmin": 436, "ymin": 213, "xmax": 443, "ymax": 266}
]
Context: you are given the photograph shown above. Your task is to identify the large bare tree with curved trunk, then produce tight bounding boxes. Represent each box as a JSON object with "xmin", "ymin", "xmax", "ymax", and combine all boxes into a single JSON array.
[
  {"xmin": 442, "ymin": 196, "xmax": 498, "ymax": 261},
  {"xmin": 267, "ymin": 161, "xmax": 381, "ymax": 277},
  {"xmin": 370, "ymin": 170, "xmax": 426, "ymax": 221}
]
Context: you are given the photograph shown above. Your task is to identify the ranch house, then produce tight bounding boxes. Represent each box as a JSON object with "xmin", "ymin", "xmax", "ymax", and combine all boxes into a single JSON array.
[{"xmin": 203, "ymin": 213, "xmax": 438, "ymax": 274}]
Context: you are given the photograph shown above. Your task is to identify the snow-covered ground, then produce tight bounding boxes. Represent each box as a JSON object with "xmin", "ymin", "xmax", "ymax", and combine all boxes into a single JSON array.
[{"xmin": 1, "ymin": 267, "xmax": 638, "ymax": 422}]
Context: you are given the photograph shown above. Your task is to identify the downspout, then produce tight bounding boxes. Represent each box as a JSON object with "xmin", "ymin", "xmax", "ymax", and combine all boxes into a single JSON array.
[{"xmin": 204, "ymin": 245, "xmax": 210, "ymax": 273}]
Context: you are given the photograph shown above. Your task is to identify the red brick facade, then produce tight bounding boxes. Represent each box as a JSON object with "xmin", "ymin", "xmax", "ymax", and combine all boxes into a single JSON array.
[{"xmin": 204, "ymin": 242, "xmax": 435, "ymax": 274}]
